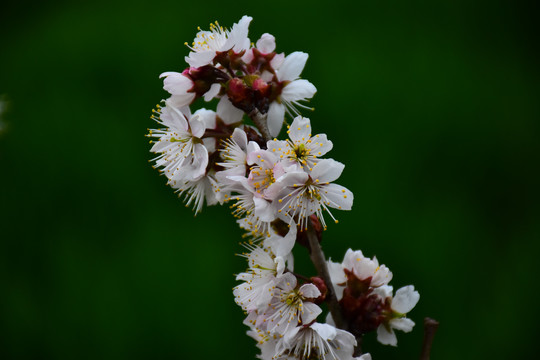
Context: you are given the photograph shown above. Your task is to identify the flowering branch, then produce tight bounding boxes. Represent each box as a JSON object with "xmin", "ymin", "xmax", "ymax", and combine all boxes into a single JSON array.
[
  {"xmin": 306, "ymin": 220, "xmax": 347, "ymax": 330},
  {"xmin": 420, "ymin": 317, "xmax": 439, "ymax": 360},
  {"xmin": 147, "ymin": 15, "xmax": 425, "ymax": 360}
]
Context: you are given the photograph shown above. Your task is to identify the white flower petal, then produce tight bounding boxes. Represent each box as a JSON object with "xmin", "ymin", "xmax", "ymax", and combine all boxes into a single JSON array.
[
  {"xmin": 377, "ymin": 325, "xmax": 397, "ymax": 346},
  {"xmin": 278, "ymin": 52, "xmax": 308, "ymax": 81},
  {"xmin": 160, "ymin": 72, "xmax": 193, "ymax": 95},
  {"xmin": 299, "ymin": 283, "xmax": 321, "ymax": 299},
  {"xmin": 356, "ymin": 353, "xmax": 372, "ymax": 360},
  {"xmin": 267, "ymin": 102, "xmax": 286, "ymax": 137},
  {"xmin": 231, "ymin": 127, "xmax": 248, "ymax": 150},
  {"xmin": 323, "ymin": 184, "xmax": 354, "ymax": 211},
  {"xmin": 282, "ymin": 79, "xmax": 317, "ymax": 102},
  {"xmin": 301, "ymin": 302, "xmax": 322, "ymax": 324},
  {"xmin": 253, "ymin": 196, "xmax": 276, "ymax": 222},
  {"xmin": 390, "ymin": 318, "xmax": 415, "ymax": 333},
  {"xmin": 217, "ymin": 97, "xmax": 244, "ymax": 125},
  {"xmin": 185, "ymin": 51, "xmax": 216, "ymax": 68},
  {"xmin": 311, "ymin": 322, "xmax": 337, "ymax": 341},
  {"xmin": 289, "ymin": 116, "xmax": 312, "ymax": 143},
  {"xmin": 256, "ymin": 33, "xmax": 276, "ymax": 53},
  {"xmin": 188, "ymin": 115, "xmax": 206, "ymax": 139},
  {"xmin": 193, "ymin": 108, "xmax": 216, "ymax": 130},
  {"xmin": 203, "ymin": 83, "xmax": 221, "ymax": 101},
  {"xmin": 392, "ymin": 285, "xmax": 420, "ymax": 314},
  {"xmin": 311, "ymin": 159, "xmax": 345, "ymax": 183}
]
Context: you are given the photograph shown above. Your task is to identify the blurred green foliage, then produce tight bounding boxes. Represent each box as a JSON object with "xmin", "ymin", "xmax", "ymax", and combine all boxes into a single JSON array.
[{"xmin": 1, "ymin": 0, "xmax": 538, "ymax": 359}]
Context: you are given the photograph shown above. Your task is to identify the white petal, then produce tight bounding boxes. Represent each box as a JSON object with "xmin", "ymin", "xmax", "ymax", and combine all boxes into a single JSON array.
[
  {"xmin": 282, "ymin": 79, "xmax": 317, "ymax": 102},
  {"xmin": 392, "ymin": 285, "xmax": 420, "ymax": 314},
  {"xmin": 355, "ymin": 353, "xmax": 372, "ymax": 360},
  {"xmin": 230, "ymin": 15, "xmax": 253, "ymax": 52},
  {"xmin": 288, "ymin": 116, "xmax": 312, "ymax": 143},
  {"xmin": 323, "ymin": 184, "xmax": 354, "ymax": 211},
  {"xmin": 217, "ymin": 97, "xmax": 244, "ymax": 125},
  {"xmin": 278, "ymin": 52, "xmax": 308, "ymax": 81},
  {"xmin": 203, "ymin": 83, "xmax": 221, "ymax": 101},
  {"xmin": 190, "ymin": 144, "xmax": 209, "ymax": 180},
  {"xmin": 256, "ymin": 33, "xmax": 276, "ymax": 53},
  {"xmin": 264, "ymin": 226, "xmax": 296, "ymax": 258},
  {"xmin": 342, "ymin": 249, "xmax": 361, "ymax": 270},
  {"xmin": 309, "ymin": 133, "xmax": 333, "ymax": 157},
  {"xmin": 299, "ymin": 283, "xmax": 321, "ymax": 299},
  {"xmin": 372, "ymin": 285, "xmax": 394, "ymax": 299},
  {"xmin": 311, "ymin": 323, "xmax": 337, "ymax": 341},
  {"xmin": 377, "ymin": 325, "xmax": 397, "ymax": 346},
  {"xmin": 253, "ymin": 197, "xmax": 276, "ymax": 222},
  {"xmin": 160, "ymin": 72, "xmax": 193, "ymax": 95},
  {"xmin": 390, "ymin": 318, "xmax": 415, "ymax": 333},
  {"xmin": 311, "ymin": 159, "xmax": 345, "ymax": 183},
  {"xmin": 231, "ymin": 127, "xmax": 248, "ymax": 150},
  {"xmin": 267, "ymin": 102, "xmax": 286, "ymax": 137},
  {"xmin": 300, "ymin": 302, "xmax": 322, "ymax": 324},
  {"xmin": 185, "ymin": 51, "xmax": 216, "ymax": 68},
  {"xmin": 193, "ymin": 108, "xmax": 217, "ymax": 130},
  {"xmin": 166, "ymin": 93, "xmax": 196, "ymax": 109},
  {"xmin": 271, "ymin": 52, "xmax": 285, "ymax": 69},
  {"xmin": 188, "ymin": 115, "xmax": 206, "ymax": 139},
  {"xmin": 202, "ymin": 137, "xmax": 216, "ymax": 154}
]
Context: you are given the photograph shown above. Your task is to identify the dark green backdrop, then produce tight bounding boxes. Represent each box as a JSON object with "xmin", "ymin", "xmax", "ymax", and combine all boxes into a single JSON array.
[{"xmin": 1, "ymin": 0, "xmax": 538, "ymax": 359}]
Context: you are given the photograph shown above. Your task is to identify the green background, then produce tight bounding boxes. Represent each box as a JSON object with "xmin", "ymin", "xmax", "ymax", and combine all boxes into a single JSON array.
[{"xmin": 1, "ymin": 0, "xmax": 538, "ymax": 359}]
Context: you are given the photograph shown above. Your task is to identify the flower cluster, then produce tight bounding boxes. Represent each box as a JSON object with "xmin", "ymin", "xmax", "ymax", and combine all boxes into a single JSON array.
[
  {"xmin": 328, "ymin": 250, "xmax": 420, "ymax": 346},
  {"xmin": 148, "ymin": 16, "xmax": 420, "ymax": 360}
]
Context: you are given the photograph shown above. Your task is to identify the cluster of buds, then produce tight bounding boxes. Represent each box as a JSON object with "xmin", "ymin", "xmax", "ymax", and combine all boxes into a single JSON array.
[{"xmin": 148, "ymin": 16, "xmax": 420, "ymax": 360}]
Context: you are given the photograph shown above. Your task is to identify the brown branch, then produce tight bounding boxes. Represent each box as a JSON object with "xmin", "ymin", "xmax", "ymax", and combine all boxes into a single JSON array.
[
  {"xmin": 420, "ymin": 317, "xmax": 439, "ymax": 360},
  {"xmin": 305, "ymin": 221, "xmax": 347, "ymax": 331}
]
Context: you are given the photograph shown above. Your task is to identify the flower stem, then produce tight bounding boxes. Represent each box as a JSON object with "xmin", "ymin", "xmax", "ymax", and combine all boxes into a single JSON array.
[
  {"xmin": 305, "ymin": 220, "xmax": 347, "ymax": 331},
  {"xmin": 249, "ymin": 109, "xmax": 272, "ymax": 142},
  {"xmin": 420, "ymin": 317, "xmax": 439, "ymax": 360}
]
